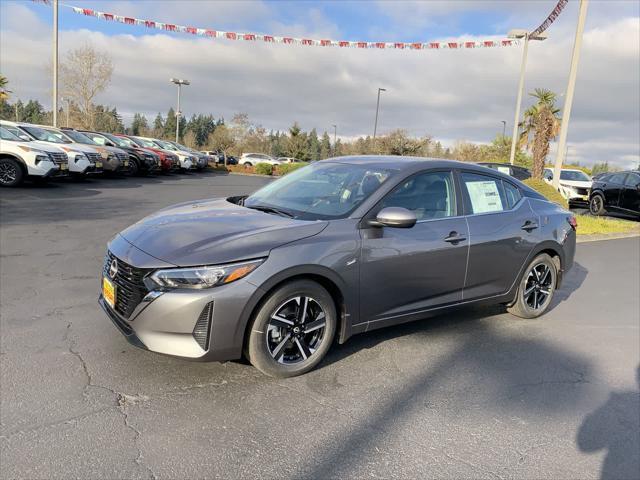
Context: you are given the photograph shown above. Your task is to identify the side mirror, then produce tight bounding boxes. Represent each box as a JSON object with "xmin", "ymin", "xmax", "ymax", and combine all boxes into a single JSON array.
[
  {"xmin": 369, "ymin": 207, "xmax": 417, "ymax": 228},
  {"xmin": 105, "ymin": 141, "xmax": 115, "ymax": 147}
]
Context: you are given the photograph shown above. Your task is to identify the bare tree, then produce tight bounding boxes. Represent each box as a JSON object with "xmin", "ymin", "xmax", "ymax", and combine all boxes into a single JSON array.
[
  {"xmin": 208, "ymin": 125, "xmax": 235, "ymax": 166},
  {"xmin": 60, "ymin": 43, "xmax": 113, "ymax": 129}
]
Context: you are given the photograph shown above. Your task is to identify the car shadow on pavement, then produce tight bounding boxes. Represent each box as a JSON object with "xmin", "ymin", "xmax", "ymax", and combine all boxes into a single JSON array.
[
  {"xmin": 576, "ymin": 365, "xmax": 640, "ymax": 480},
  {"xmin": 549, "ymin": 261, "xmax": 588, "ymax": 310},
  {"xmin": 298, "ymin": 310, "xmax": 594, "ymax": 478}
]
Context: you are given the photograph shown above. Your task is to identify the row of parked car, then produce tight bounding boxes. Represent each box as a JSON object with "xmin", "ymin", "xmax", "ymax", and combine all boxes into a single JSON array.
[
  {"xmin": 200, "ymin": 151, "xmax": 303, "ymax": 167},
  {"xmin": 0, "ymin": 120, "xmax": 214, "ymax": 187}
]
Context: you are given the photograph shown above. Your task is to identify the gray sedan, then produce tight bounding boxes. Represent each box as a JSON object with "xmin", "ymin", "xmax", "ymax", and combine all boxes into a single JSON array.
[{"xmin": 99, "ymin": 156, "xmax": 577, "ymax": 377}]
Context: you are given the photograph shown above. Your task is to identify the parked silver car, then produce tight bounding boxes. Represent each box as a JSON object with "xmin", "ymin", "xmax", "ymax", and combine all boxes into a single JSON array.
[{"xmin": 99, "ymin": 157, "xmax": 577, "ymax": 377}]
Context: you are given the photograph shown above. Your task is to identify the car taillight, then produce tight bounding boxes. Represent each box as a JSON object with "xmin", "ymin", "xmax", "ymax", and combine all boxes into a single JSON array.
[{"xmin": 568, "ymin": 216, "xmax": 578, "ymax": 230}]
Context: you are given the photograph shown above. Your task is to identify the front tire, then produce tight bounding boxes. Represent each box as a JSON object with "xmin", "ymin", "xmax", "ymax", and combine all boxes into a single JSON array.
[
  {"xmin": 589, "ymin": 194, "xmax": 606, "ymax": 216},
  {"xmin": 246, "ymin": 280, "xmax": 336, "ymax": 378},
  {"xmin": 508, "ymin": 253, "xmax": 557, "ymax": 319},
  {"xmin": 0, "ymin": 158, "xmax": 23, "ymax": 187}
]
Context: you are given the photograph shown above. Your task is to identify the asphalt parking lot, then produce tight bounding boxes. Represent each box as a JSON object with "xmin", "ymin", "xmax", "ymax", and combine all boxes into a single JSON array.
[{"xmin": 1, "ymin": 172, "xmax": 639, "ymax": 479}]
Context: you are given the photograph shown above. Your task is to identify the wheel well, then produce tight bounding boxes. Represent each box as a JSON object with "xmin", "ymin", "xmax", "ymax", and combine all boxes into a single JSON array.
[
  {"xmin": 538, "ymin": 248, "xmax": 562, "ymax": 286},
  {"xmin": 242, "ymin": 273, "xmax": 346, "ymax": 355},
  {"xmin": 0, "ymin": 153, "xmax": 27, "ymax": 175}
]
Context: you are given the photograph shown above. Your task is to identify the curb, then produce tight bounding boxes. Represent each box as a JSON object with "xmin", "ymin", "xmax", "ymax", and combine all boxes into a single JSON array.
[{"xmin": 577, "ymin": 231, "xmax": 640, "ymax": 243}]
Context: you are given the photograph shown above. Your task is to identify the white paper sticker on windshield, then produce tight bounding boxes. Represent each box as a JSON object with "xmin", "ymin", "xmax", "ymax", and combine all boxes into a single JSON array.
[
  {"xmin": 497, "ymin": 166, "xmax": 510, "ymax": 175},
  {"xmin": 466, "ymin": 180, "xmax": 503, "ymax": 213}
]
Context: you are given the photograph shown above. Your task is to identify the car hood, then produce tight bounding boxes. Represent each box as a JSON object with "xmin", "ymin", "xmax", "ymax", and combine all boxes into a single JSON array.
[
  {"xmin": 559, "ymin": 180, "xmax": 592, "ymax": 188},
  {"xmin": 119, "ymin": 198, "xmax": 328, "ymax": 267},
  {"xmin": 29, "ymin": 141, "xmax": 67, "ymax": 154}
]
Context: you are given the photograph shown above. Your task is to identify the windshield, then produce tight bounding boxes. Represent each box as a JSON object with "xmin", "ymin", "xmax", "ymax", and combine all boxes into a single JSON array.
[
  {"xmin": 171, "ymin": 142, "xmax": 194, "ymax": 152},
  {"xmin": 104, "ymin": 134, "xmax": 134, "ymax": 148},
  {"xmin": 154, "ymin": 140, "xmax": 178, "ymax": 151},
  {"xmin": 63, "ymin": 129, "xmax": 98, "ymax": 145},
  {"xmin": 0, "ymin": 126, "xmax": 27, "ymax": 142},
  {"xmin": 22, "ymin": 126, "xmax": 72, "ymax": 144},
  {"xmin": 244, "ymin": 162, "xmax": 394, "ymax": 220},
  {"xmin": 133, "ymin": 137, "xmax": 158, "ymax": 148},
  {"xmin": 560, "ymin": 170, "xmax": 591, "ymax": 181}
]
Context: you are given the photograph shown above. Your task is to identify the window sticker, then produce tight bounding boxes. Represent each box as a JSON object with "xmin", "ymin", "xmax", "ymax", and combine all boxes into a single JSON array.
[
  {"xmin": 497, "ymin": 166, "xmax": 511, "ymax": 175},
  {"xmin": 466, "ymin": 180, "xmax": 503, "ymax": 213}
]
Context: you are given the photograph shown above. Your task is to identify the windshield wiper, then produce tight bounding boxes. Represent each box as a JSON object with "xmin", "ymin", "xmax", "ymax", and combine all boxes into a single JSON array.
[{"xmin": 245, "ymin": 204, "xmax": 295, "ymax": 218}]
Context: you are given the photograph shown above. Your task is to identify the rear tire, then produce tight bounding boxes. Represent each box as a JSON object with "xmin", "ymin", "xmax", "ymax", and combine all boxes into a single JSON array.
[
  {"xmin": 508, "ymin": 253, "xmax": 557, "ymax": 319},
  {"xmin": 243, "ymin": 162, "xmax": 252, "ymax": 168},
  {"xmin": 246, "ymin": 280, "xmax": 336, "ymax": 378},
  {"xmin": 0, "ymin": 158, "xmax": 23, "ymax": 187},
  {"xmin": 589, "ymin": 194, "xmax": 606, "ymax": 216}
]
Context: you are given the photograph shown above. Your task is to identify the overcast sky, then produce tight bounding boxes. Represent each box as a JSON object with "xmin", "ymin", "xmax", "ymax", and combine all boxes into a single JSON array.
[{"xmin": 1, "ymin": 0, "xmax": 638, "ymax": 168}]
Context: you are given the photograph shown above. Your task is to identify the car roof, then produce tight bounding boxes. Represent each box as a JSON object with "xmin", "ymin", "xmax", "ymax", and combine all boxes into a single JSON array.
[{"xmin": 324, "ymin": 155, "xmax": 496, "ymax": 172}]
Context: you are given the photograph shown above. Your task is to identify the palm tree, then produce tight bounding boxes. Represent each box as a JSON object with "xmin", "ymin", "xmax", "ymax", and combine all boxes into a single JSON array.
[
  {"xmin": 518, "ymin": 88, "xmax": 561, "ymax": 179},
  {"xmin": 0, "ymin": 75, "xmax": 11, "ymax": 101}
]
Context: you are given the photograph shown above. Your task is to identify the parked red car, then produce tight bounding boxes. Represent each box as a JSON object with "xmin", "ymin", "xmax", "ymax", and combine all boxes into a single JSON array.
[{"xmin": 119, "ymin": 135, "xmax": 180, "ymax": 172}]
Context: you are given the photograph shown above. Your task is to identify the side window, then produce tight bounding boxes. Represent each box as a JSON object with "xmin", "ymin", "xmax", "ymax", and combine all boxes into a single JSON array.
[
  {"xmin": 609, "ymin": 173, "xmax": 627, "ymax": 184},
  {"xmin": 461, "ymin": 172, "xmax": 507, "ymax": 214},
  {"xmin": 502, "ymin": 181, "xmax": 522, "ymax": 208},
  {"xmin": 623, "ymin": 174, "xmax": 640, "ymax": 187},
  {"xmin": 381, "ymin": 171, "xmax": 455, "ymax": 220}
]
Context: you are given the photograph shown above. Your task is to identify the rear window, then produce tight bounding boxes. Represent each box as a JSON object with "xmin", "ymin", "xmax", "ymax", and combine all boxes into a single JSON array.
[
  {"xmin": 461, "ymin": 172, "xmax": 506, "ymax": 214},
  {"xmin": 624, "ymin": 173, "xmax": 640, "ymax": 187}
]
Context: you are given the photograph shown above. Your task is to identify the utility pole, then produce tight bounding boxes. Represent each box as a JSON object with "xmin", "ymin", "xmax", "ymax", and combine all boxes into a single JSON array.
[
  {"xmin": 170, "ymin": 78, "xmax": 190, "ymax": 142},
  {"xmin": 373, "ymin": 87, "xmax": 386, "ymax": 139},
  {"xmin": 52, "ymin": 0, "xmax": 59, "ymax": 127},
  {"xmin": 507, "ymin": 29, "xmax": 547, "ymax": 165},
  {"xmin": 552, "ymin": 0, "xmax": 589, "ymax": 188},
  {"xmin": 332, "ymin": 124, "xmax": 337, "ymax": 155}
]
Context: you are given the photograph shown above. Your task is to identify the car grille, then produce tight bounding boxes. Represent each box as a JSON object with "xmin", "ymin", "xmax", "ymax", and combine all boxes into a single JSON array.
[
  {"xmin": 193, "ymin": 302, "xmax": 213, "ymax": 350},
  {"xmin": 49, "ymin": 152, "xmax": 68, "ymax": 164},
  {"xmin": 86, "ymin": 152, "xmax": 102, "ymax": 163},
  {"xmin": 103, "ymin": 251, "xmax": 150, "ymax": 319}
]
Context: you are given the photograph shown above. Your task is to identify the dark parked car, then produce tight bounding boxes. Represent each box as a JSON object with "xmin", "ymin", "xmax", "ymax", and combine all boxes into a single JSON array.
[
  {"xmin": 589, "ymin": 171, "xmax": 640, "ymax": 218},
  {"xmin": 78, "ymin": 130, "xmax": 161, "ymax": 175},
  {"xmin": 99, "ymin": 156, "xmax": 576, "ymax": 377},
  {"xmin": 478, "ymin": 162, "xmax": 531, "ymax": 180}
]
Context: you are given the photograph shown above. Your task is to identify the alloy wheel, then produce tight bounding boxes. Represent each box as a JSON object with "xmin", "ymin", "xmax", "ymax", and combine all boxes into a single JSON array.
[
  {"xmin": 0, "ymin": 163, "xmax": 17, "ymax": 184},
  {"xmin": 590, "ymin": 196, "xmax": 603, "ymax": 215},
  {"xmin": 266, "ymin": 296, "xmax": 327, "ymax": 364},
  {"xmin": 523, "ymin": 263, "xmax": 553, "ymax": 310}
]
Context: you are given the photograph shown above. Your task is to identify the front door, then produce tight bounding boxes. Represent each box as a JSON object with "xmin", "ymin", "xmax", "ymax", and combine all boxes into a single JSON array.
[
  {"xmin": 620, "ymin": 173, "xmax": 640, "ymax": 214},
  {"xmin": 604, "ymin": 172, "xmax": 627, "ymax": 208},
  {"xmin": 359, "ymin": 170, "xmax": 468, "ymax": 327}
]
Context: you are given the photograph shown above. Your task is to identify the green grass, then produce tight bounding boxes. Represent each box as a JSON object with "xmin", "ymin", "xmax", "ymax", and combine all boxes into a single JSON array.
[{"xmin": 523, "ymin": 178, "xmax": 639, "ymax": 236}]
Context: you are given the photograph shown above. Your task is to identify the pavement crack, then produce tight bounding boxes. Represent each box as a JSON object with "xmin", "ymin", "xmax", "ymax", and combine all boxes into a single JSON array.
[
  {"xmin": 64, "ymin": 321, "xmax": 156, "ymax": 479},
  {"xmin": 0, "ymin": 408, "xmax": 112, "ymax": 440},
  {"xmin": 117, "ymin": 395, "xmax": 157, "ymax": 480}
]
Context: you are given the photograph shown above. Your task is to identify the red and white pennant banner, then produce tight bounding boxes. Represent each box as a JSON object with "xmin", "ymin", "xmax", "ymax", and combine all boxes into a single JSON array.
[{"xmin": 56, "ymin": 3, "xmax": 519, "ymax": 51}]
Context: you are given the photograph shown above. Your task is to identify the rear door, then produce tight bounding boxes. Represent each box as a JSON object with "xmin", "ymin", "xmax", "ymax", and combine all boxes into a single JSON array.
[
  {"xmin": 359, "ymin": 170, "xmax": 468, "ymax": 326},
  {"xmin": 603, "ymin": 173, "xmax": 627, "ymax": 208},
  {"xmin": 460, "ymin": 171, "xmax": 538, "ymax": 300},
  {"xmin": 620, "ymin": 173, "xmax": 640, "ymax": 214}
]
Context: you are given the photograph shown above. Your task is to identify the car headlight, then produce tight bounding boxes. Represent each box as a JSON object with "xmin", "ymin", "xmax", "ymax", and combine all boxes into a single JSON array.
[
  {"xmin": 17, "ymin": 145, "xmax": 45, "ymax": 153},
  {"xmin": 144, "ymin": 259, "xmax": 264, "ymax": 290},
  {"xmin": 34, "ymin": 153, "xmax": 50, "ymax": 165}
]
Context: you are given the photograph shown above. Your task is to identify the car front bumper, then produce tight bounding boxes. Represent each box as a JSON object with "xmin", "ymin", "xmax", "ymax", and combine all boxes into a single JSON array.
[{"xmin": 98, "ymin": 268, "xmax": 261, "ymax": 361}]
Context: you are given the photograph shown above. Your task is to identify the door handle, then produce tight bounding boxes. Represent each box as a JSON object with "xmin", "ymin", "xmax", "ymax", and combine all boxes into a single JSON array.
[
  {"xmin": 444, "ymin": 232, "xmax": 467, "ymax": 243},
  {"xmin": 521, "ymin": 220, "xmax": 539, "ymax": 231}
]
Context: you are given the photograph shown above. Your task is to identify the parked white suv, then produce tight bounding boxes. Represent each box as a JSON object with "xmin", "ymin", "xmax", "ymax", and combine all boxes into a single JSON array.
[
  {"xmin": 543, "ymin": 167, "xmax": 593, "ymax": 205},
  {"xmin": 0, "ymin": 126, "xmax": 69, "ymax": 186},
  {"xmin": 152, "ymin": 139, "xmax": 196, "ymax": 170},
  {"xmin": 1, "ymin": 121, "xmax": 101, "ymax": 176},
  {"xmin": 238, "ymin": 153, "xmax": 281, "ymax": 166}
]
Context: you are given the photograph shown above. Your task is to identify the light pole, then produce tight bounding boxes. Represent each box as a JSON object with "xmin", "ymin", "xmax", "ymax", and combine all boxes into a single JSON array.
[
  {"xmin": 552, "ymin": 0, "xmax": 589, "ymax": 189},
  {"xmin": 62, "ymin": 97, "xmax": 71, "ymax": 127},
  {"xmin": 373, "ymin": 87, "xmax": 386, "ymax": 139},
  {"xmin": 501, "ymin": 120, "xmax": 506, "ymax": 139},
  {"xmin": 52, "ymin": 0, "xmax": 59, "ymax": 127},
  {"xmin": 170, "ymin": 78, "xmax": 190, "ymax": 142},
  {"xmin": 508, "ymin": 29, "xmax": 547, "ymax": 165},
  {"xmin": 332, "ymin": 124, "xmax": 337, "ymax": 155}
]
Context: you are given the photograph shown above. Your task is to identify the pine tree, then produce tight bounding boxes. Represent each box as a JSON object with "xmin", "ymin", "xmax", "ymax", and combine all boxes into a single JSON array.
[
  {"xmin": 320, "ymin": 131, "xmax": 331, "ymax": 159},
  {"xmin": 153, "ymin": 113, "xmax": 164, "ymax": 137},
  {"xmin": 307, "ymin": 128, "xmax": 320, "ymax": 161},
  {"xmin": 164, "ymin": 108, "xmax": 177, "ymax": 139},
  {"xmin": 131, "ymin": 113, "xmax": 149, "ymax": 136}
]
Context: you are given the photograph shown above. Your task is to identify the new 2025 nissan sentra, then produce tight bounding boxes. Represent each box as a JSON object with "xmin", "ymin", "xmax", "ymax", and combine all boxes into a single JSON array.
[{"xmin": 99, "ymin": 157, "xmax": 577, "ymax": 377}]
